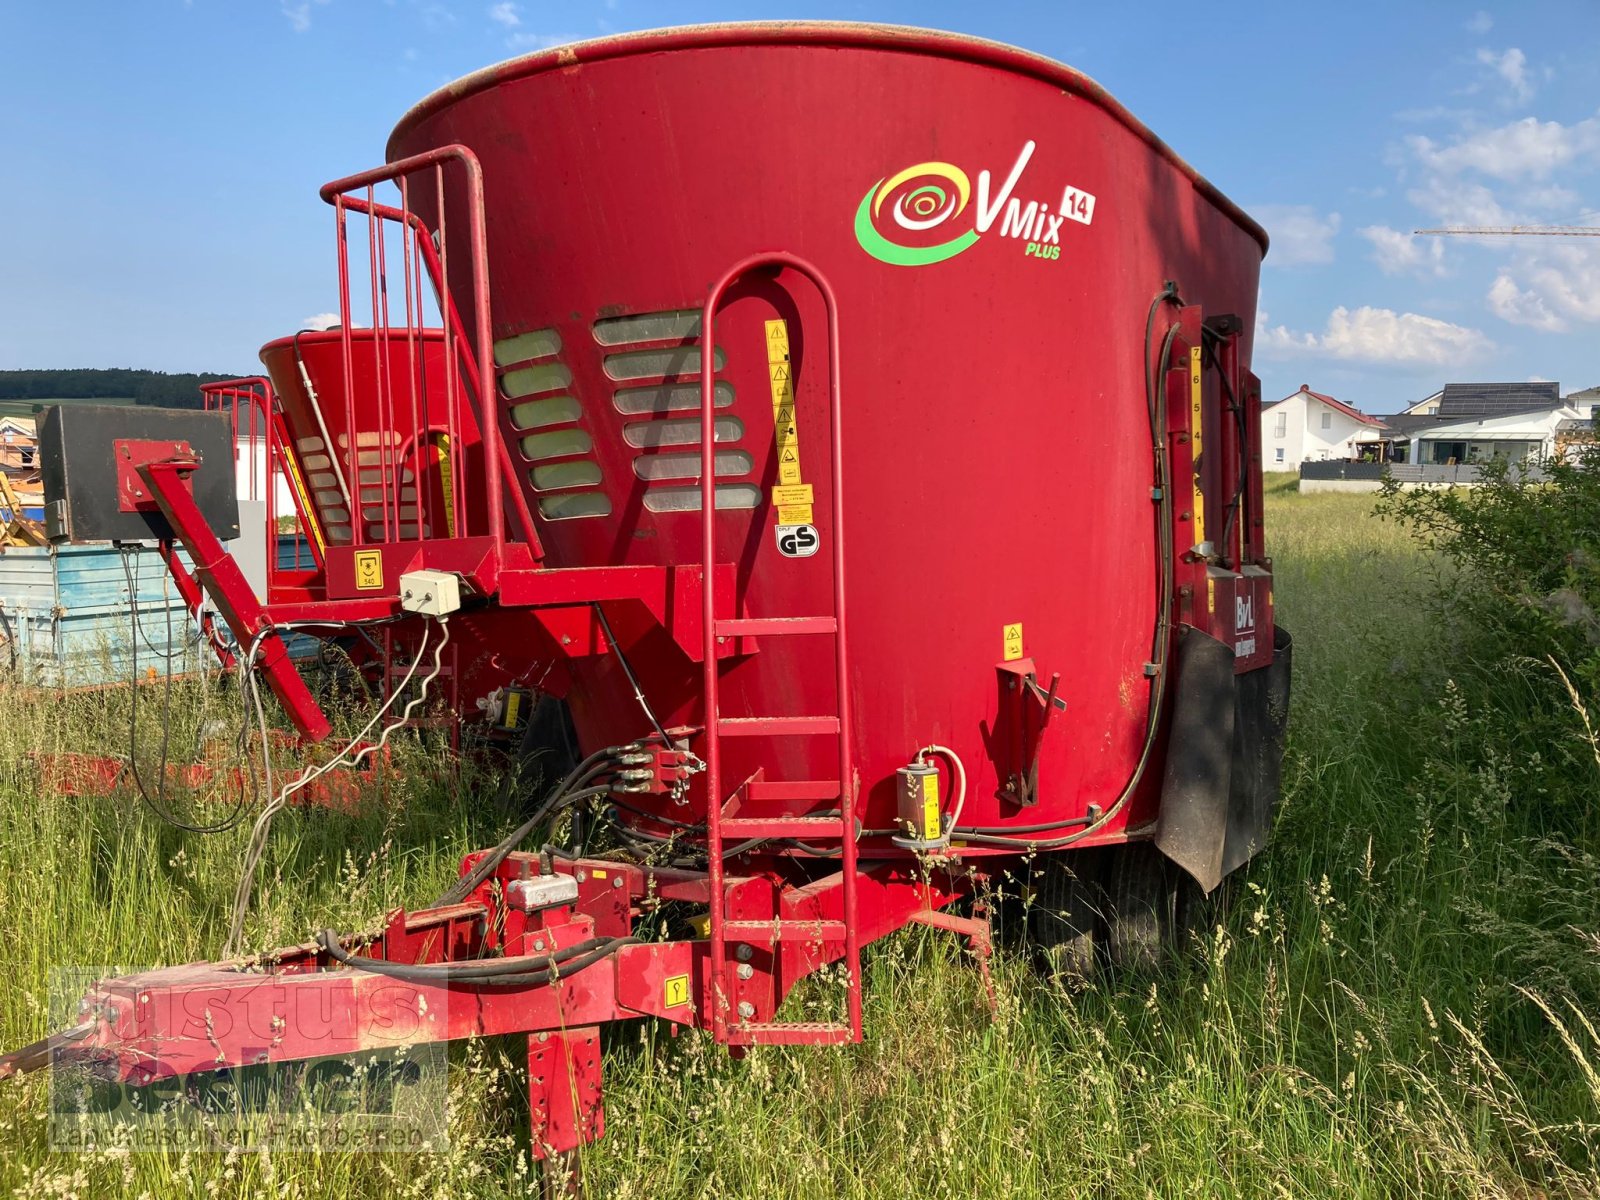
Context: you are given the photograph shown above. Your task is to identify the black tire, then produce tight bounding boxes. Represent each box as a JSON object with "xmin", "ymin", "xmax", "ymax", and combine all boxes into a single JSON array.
[
  {"xmin": 1028, "ymin": 848, "xmax": 1107, "ymax": 986},
  {"xmin": 1104, "ymin": 842, "xmax": 1208, "ymax": 972}
]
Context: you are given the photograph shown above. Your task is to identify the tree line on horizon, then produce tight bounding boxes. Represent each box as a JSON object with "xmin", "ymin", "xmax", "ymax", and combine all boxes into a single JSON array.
[{"xmin": 0, "ymin": 368, "xmax": 243, "ymax": 409}]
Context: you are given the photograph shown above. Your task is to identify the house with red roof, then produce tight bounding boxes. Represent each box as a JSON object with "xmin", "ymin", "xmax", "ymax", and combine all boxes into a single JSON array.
[{"xmin": 1261, "ymin": 384, "xmax": 1388, "ymax": 469}]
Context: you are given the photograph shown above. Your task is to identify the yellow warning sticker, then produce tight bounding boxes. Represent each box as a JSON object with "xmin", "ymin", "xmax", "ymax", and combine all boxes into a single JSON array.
[
  {"xmin": 591, "ymin": 868, "xmax": 607, "ymax": 880},
  {"xmin": 664, "ymin": 974, "xmax": 691, "ymax": 1008},
  {"xmin": 354, "ymin": 549, "xmax": 383, "ymax": 591},
  {"xmin": 432, "ymin": 431, "xmax": 457, "ymax": 538},
  {"xmin": 1189, "ymin": 344, "xmax": 1206, "ymax": 544},
  {"xmin": 1206, "ymin": 577, "xmax": 1216, "ymax": 614},
  {"xmin": 771, "ymin": 483, "xmax": 814, "ymax": 507},
  {"xmin": 765, "ymin": 319, "xmax": 789, "ymax": 360},
  {"xmin": 281, "ymin": 452, "xmax": 326, "ymax": 556},
  {"xmin": 764, "ymin": 318, "xmax": 807, "ymax": 508},
  {"xmin": 922, "ymin": 773, "xmax": 942, "ymax": 840},
  {"xmin": 1003, "ymin": 622, "xmax": 1024, "ymax": 661}
]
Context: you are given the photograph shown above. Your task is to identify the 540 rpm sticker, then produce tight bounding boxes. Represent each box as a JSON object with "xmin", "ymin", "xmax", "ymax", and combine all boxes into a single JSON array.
[{"xmin": 775, "ymin": 523, "xmax": 819, "ymax": 558}]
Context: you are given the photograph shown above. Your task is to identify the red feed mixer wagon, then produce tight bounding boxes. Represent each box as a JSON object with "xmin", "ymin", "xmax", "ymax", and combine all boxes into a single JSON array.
[{"xmin": 7, "ymin": 22, "xmax": 1290, "ymax": 1183}]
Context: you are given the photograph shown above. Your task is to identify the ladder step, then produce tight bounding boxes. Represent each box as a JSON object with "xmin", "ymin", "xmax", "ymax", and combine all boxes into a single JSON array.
[
  {"xmin": 722, "ymin": 919, "xmax": 847, "ymax": 943},
  {"xmin": 720, "ymin": 816, "xmax": 845, "ymax": 839},
  {"xmin": 719, "ymin": 716, "xmax": 840, "ymax": 737},
  {"xmin": 746, "ymin": 779, "xmax": 840, "ymax": 803},
  {"xmin": 714, "ymin": 616, "xmax": 837, "ymax": 638},
  {"xmin": 725, "ymin": 1022, "xmax": 856, "ymax": 1047}
]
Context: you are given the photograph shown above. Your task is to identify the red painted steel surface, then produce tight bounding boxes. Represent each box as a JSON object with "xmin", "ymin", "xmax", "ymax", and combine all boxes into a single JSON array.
[
  {"xmin": 259, "ymin": 329, "xmax": 546, "ymax": 716},
  {"xmin": 386, "ymin": 23, "xmax": 1271, "ymax": 847},
  {"xmin": 259, "ymin": 328, "xmax": 485, "ymax": 552}
]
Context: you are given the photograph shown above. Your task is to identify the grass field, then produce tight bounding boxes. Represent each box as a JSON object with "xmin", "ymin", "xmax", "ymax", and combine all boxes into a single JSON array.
[{"xmin": 2, "ymin": 479, "xmax": 1598, "ymax": 1198}]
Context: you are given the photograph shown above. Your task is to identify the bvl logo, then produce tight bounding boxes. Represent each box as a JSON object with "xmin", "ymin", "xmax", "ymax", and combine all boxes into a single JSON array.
[{"xmin": 1235, "ymin": 593, "xmax": 1255, "ymax": 632}]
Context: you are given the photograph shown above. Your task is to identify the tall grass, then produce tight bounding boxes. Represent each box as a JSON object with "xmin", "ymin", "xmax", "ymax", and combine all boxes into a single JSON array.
[{"xmin": 3, "ymin": 481, "xmax": 1599, "ymax": 1197}]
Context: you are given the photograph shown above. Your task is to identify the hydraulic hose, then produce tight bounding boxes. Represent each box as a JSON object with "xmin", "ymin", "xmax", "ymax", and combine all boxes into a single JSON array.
[
  {"xmin": 431, "ymin": 746, "xmax": 626, "ymax": 908},
  {"xmin": 319, "ymin": 930, "xmax": 640, "ymax": 987}
]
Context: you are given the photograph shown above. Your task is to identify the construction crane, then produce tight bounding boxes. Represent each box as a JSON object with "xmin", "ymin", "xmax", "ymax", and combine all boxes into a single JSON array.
[{"xmin": 1414, "ymin": 226, "xmax": 1600, "ymax": 236}]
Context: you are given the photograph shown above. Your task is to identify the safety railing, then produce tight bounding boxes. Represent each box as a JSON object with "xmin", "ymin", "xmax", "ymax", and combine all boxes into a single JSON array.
[
  {"xmin": 318, "ymin": 146, "xmax": 539, "ymax": 557},
  {"xmin": 200, "ymin": 377, "xmax": 323, "ymax": 581}
]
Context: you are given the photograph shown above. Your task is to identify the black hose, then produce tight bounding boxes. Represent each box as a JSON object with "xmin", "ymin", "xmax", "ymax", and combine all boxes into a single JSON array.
[
  {"xmin": 592, "ymin": 604, "xmax": 675, "ymax": 748},
  {"xmin": 431, "ymin": 746, "xmax": 624, "ymax": 907},
  {"xmin": 120, "ymin": 548, "xmax": 248, "ymax": 835},
  {"xmin": 123, "ymin": 546, "xmax": 199, "ymax": 660},
  {"xmin": 318, "ymin": 930, "xmax": 639, "ymax": 987},
  {"xmin": 1202, "ymin": 328, "xmax": 1250, "ymax": 568}
]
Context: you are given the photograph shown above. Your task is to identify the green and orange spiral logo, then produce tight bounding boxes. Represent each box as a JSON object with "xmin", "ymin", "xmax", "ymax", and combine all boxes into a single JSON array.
[{"xmin": 854, "ymin": 161, "xmax": 980, "ymax": 267}]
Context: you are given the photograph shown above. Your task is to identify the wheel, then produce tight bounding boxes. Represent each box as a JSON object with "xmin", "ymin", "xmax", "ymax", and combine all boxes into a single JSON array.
[
  {"xmin": 1028, "ymin": 848, "xmax": 1107, "ymax": 987},
  {"xmin": 1104, "ymin": 842, "xmax": 1207, "ymax": 972}
]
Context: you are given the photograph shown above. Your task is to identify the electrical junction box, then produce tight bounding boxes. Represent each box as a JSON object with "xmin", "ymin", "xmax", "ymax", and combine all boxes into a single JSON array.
[
  {"xmin": 398, "ymin": 569, "xmax": 461, "ymax": 617},
  {"xmin": 506, "ymin": 875, "xmax": 579, "ymax": 913}
]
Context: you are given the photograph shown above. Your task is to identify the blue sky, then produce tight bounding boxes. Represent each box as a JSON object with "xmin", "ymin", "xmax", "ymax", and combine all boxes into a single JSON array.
[{"xmin": 1, "ymin": 1, "xmax": 1597, "ymax": 414}]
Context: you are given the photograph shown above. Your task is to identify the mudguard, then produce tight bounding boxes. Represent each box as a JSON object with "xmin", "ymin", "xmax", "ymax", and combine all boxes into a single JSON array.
[{"xmin": 1155, "ymin": 625, "xmax": 1293, "ymax": 892}]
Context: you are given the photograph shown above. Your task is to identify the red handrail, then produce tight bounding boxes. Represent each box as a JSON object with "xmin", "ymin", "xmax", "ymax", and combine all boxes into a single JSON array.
[{"xmin": 319, "ymin": 145, "xmax": 540, "ymax": 557}]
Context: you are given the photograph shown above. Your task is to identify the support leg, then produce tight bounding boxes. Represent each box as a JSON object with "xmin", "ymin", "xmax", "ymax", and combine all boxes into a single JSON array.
[{"xmin": 527, "ymin": 1027, "xmax": 603, "ymax": 1194}]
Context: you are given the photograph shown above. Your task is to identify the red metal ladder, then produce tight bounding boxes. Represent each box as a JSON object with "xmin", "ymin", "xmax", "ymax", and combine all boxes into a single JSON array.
[{"xmin": 698, "ymin": 255, "xmax": 861, "ymax": 1048}]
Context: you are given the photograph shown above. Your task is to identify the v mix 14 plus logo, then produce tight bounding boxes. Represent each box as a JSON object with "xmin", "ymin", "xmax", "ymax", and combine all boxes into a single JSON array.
[{"xmin": 854, "ymin": 140, "xmax": 1097, "ymax": 267}]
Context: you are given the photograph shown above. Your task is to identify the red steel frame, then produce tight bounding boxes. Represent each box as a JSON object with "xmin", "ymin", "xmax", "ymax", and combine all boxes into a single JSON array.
[
  {"xmin": 11, "ymin": 106, "xmax": 1273, "ymax": 1180},
  {"xmin": 11, "ymin": 240, "xmax": 982, "ymax": 1161},
  {"xmin": 9, "ymin": 851, "xmax": 975, "ymax": 1162}
]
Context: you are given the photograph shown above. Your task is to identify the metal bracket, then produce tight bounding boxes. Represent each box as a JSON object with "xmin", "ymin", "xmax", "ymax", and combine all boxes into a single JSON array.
[
  {"xmin": 988, "ymin": 657, "xmax": 1066, "ymax": 808},
  {"xmin": 115, "ymin": 440, "xmax": 195, "ymax": 514}
]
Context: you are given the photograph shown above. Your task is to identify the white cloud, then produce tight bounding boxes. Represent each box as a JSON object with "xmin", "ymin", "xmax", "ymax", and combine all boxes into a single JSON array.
[
  {"xmin": 301, "ymin": 312, "xmax": 341, "ymax": 331},
  {"xmin": 1253, "ymin": 204, "xmax": 1341, "ymax": 266},
  {"xmin": 1467, "ymin": 11, "xmax": 1493, "ymax": 34},
  {"xmin": 1258, "ymin": 306, "xmax": 1487, "ymax": 366},
  {"xmin": 488, "ymin": 2, "xmax": 520, "ymax": 28},
  {"xmin": 1486, "ymin": 243, "xmax": 1600, "ymax": 332},
  {"xmin": 280, "ymin": 0, "xmax": 330, "ymax": 32},
  {"xmin": 1408, "ymin": 115, "xmax": 1600, "ymax": 180},
  {"xmin": 1476, "ymin": 47, "xmax": 1533, "ymax": 104},
  {"xmin": 1487, "ymin": 273, "xmax": 1565, "ymax": 330},
  {"xmin": 1406, "ymin": 178, "xmax": 1518, "ymax": 229},
  {"xmin": 1361, "ymin": 225, "xmax": 1449, "ymax": 277}
]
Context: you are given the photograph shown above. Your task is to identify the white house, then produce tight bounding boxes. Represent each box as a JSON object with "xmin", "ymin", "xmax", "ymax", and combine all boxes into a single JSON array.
[
  {"xmin": 1413, "ymin": 405, "xmax": 1583, "ymax": 465},
  {"xmin": 1261, "ymin": 384, "xmax": 1387, "ymax": 469},
  {"xmin": 1380, "ymin": 382, "xmax": 1580, "ymax": 465}
]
